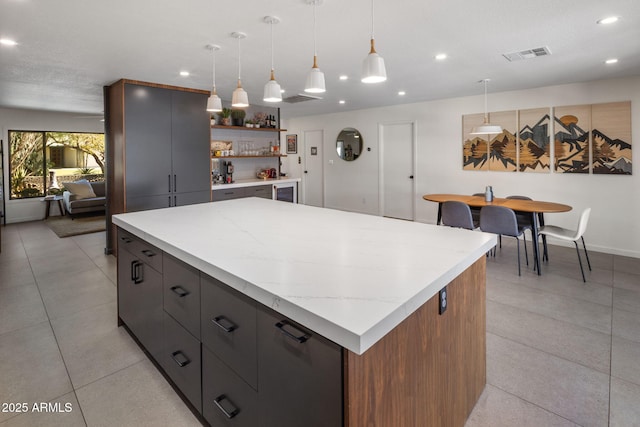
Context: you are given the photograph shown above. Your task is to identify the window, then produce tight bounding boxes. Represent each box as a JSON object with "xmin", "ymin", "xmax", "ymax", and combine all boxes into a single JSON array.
[{"xmin": 9, "ymin": 131, "xmax": 105, "ymax": 199}]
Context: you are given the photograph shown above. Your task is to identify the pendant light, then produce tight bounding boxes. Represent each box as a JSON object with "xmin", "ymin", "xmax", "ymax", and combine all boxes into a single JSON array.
[
  {"xmin": 231, "ymin": 32, "xmax": 249, "ymax": 108},
  {"xmin": 205, "ymin": 44, "xmax": 222, "ymax": 112},
  {"xmin": 304, "ymin": 0, "xmax": 326, "ymax": 94},
  {"xmin": 361, "ymin": 0, "xmax": 387, "ymax": 83},
  {"xmin": 470, "ymin": 79, "xmax": 503, "ymax": 135},
  {"xmin": 263, "ymin": 16, "xmax": 282, "ymax": 103}
]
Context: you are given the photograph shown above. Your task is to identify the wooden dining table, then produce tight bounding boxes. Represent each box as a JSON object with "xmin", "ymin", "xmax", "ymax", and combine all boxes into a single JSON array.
[{"xmin": 423, "ymin": 194, "xmax": 572, "ymax": 275}]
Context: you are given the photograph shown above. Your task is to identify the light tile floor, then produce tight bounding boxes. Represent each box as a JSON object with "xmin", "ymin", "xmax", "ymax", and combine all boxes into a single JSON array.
[{"xmin": 1, "ymin": 221, "xmax": 639, "ymax": 426}]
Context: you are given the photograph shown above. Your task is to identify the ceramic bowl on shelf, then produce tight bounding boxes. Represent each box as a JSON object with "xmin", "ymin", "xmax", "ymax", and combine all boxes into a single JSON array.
[{"xmin": 257, "ymin": 170, "xmax": 270, "ymax": 179}]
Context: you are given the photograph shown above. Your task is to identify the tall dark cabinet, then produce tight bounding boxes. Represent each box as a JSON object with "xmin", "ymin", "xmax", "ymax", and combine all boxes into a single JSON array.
[{"xmin": 105, "ymin": 80, "xmax": 211, "ymax": 253}]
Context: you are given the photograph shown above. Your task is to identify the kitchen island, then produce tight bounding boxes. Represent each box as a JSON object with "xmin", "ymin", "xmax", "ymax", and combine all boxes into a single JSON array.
[{"xmin": 113, "ymin": 198, "xmax": 496, "ymax": 426}]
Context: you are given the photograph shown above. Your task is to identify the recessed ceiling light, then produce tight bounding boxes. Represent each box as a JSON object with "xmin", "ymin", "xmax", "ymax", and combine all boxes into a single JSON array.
[
  {"xmin": 605, "ymin": 58, "xmax": 618, "ymax": 64},
  {"xmin": 339, "ymin": 100, "xmax": 345, "ymax": 104},
  {"xmin": 0, "ymin": 38, "xmax": 18, "ymax": 46},
  {"xmin": 339, "ymin": 75, "xmax": 348, "ymax": 81},
  {"xmin": 179, "ymin": 71, "xmax": 190, "ymax": 77},
  {"xmin": 435, "ymin": 53, "xmax": 447, "ymax": 60},
  {"xmin": 398, "ymin": 91, "xmax": 406, "ymax": 96},
  {"xmin": 597, "ymin": 16, "xmax": 619, "ymax": 25}
]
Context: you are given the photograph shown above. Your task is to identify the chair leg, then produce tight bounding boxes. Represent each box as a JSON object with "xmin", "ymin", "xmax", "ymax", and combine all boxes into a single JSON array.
[
  {"xmin": 523, "ymin": 233, "xmax": 529, "ymax": 266},
  {"xmin": 499, "ymin": 235, "xmax": 502, "ymax": 248},
  {"xmin": 581, "ymin": 236, "xmax": 592, "ymax": 271},
  {"xmin": 574, "ymin": 241, "xmax": 586, "ymax": 283},
  {"xmin": 516, "ymin": 237, "xmax": 521, "ymax": 276}
]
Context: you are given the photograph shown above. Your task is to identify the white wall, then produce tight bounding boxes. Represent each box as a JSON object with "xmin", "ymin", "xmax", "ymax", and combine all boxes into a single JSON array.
[
  {"xmin": 0, "ymin": 108, "xmax": 104, "ymax": 223},
  {"xmin": 282, "ymin": 76, "xmax": 640, "ymax": 258}
]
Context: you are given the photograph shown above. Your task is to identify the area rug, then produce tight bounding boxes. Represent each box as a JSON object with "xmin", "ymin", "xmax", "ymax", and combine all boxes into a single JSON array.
[{"xmin": 44, "ymin": 215, "xmax": 106, "ymax": 238}]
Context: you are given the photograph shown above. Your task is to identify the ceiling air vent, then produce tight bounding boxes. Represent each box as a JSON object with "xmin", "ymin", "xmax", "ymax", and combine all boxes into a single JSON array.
[
  {"xmin": 503, "ymin": 46, "xmax": 552, "ymax": 62},
  {"xmin": 283, "ymin": 93, "xmax": 323, "ymax": 103}
]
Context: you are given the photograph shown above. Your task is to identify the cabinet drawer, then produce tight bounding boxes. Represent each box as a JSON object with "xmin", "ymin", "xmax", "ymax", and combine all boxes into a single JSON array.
[
  {"xmin": 202, "ymin": 346, "xmax": 258, "ymax": 427},
  {"xmin": 201, "ymin": 274, "xmax": 257, "ymax": 389},
  {"xmin": 117, "ymin": 228, "xmax": 163, "ymax": 273},
  {"xmin": 117, "ymin": 248, "xmax": 163, "ymax": 360},
  {"xmin": 212, "ymin": 188, "xmax": 245, "ymax": 201},
  {"xmin": 257, "ymin": 307, "xmax": 343, "ymax": 427},
  {"xmin": 164, "ymin": 254, "xmax": 201, "ymax": 339},
  {"xmin": 160, "ymin": 312, "xmax": 202, "ymax": 413},
  {"xmin": 245, "ymin": 185, "xmax": 272, "ymax": 199}
]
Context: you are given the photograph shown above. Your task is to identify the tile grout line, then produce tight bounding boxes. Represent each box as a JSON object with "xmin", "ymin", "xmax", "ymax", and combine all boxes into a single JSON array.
[{"xmin": 20, "ymin": 225, "xmax": 90, "ymax": 427}]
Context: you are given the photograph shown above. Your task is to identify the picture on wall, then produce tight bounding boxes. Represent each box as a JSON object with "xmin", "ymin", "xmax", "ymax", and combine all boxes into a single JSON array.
[
  {"xmin": 591, "ymin": 101, "xmax": 632, "ymax": 175},
  {"xmin": 487, "ymin": 110, "xmax": 517, "ymax": 172},
  {"xmin": 518, "ymin": 108, "xmax": 551, "ymax": 172},
  {"xmin": 554, "ymin": 105, "xmax": 591, "ymax": 173},
  {"xmin": 286, "ymin": 134, "xmax": 297, "ymax": 154},
  {"xmin": 462, "ymin": 113, "xmax": 489, "ymax": 171}
]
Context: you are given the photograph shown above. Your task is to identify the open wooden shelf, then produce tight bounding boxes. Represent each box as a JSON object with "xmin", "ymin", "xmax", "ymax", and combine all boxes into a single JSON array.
[{"xmin": 211, "ymin": 125, "xmax": 287, "ymax": 132}]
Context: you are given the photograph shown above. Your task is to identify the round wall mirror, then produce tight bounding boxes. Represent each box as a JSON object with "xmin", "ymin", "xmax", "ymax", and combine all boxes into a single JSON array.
[{"xmin": 336, "ymin": 128, "xmax": 363, "ymax": 161}]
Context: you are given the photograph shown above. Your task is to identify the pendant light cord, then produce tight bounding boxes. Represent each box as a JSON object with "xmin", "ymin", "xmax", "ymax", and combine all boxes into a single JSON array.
[
  {"xmin": 270, "ymin": 20, "xmax": 275, "ymax": 71},
  {"xmin": 212, "ymin": 49, "xmax": 217, "ymax": 90},
  {"xmin": 371, "ymin": 0, "xmax": 375, "ymax": 40},
  {"xmin": 484, "ymin": 79, "xmax": 489, "ymax": 122},
  {"xmin": 237, "ymin": 36, "xmax": 242, "ymax": 81},
  {"xmin": 313, "ymin": 2, "xmax": 317, "ymax": 56}
]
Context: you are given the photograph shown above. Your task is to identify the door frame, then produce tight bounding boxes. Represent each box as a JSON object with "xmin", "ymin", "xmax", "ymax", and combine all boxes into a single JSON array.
[{"xmin": 378, "ymin": 121, "xmax": 418, "ymax": 220}]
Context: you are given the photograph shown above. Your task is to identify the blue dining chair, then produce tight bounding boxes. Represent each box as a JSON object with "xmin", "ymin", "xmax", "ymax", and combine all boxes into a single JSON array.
[
  {"xmin": 441, "ymin": 201, "xmax": 477, "ymax": 230},
  {"xmin": 480, "ymin": 205, "xmax": 529, "ymax": 276}
]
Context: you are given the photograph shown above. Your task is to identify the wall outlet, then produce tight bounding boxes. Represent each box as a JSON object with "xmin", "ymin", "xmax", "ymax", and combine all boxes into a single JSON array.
[{"xmin": 439, "ymin": 286, "xmax": 447, "ymax": 315}]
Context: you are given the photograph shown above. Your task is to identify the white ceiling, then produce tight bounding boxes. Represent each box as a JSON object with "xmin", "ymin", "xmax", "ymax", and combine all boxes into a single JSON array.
[{"xmin": 1, "ymin": 0, "xmax": 639, "ymax": 119}]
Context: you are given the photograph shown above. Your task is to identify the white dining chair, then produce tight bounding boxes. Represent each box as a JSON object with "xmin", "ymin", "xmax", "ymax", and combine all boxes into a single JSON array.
[{"xmin": 538, "ymin": 208, "xmax": 591, "ymax": 282}]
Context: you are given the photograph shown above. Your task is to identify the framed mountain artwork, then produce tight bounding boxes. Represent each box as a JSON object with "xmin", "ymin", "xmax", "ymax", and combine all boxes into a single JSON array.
[
  {"xmin": 518, "ymin": 108, "xmax": 551, "ymax": 172},
  {"xmin": 487, "ymin": 110, "xmax": 517, "ymax": 172},
  {"xmin": 554, "ymin": 105, "xmax": 591, "ymax": 173},
  {"xmin": 591, "ymin": 101, "xmax": 632, "ymax": 175},
  {"xmin": 462, "ymin": 113, "xmax": 489, "ymax": 171}
]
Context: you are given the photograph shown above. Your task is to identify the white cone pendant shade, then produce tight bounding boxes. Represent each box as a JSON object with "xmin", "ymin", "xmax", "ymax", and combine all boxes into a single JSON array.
[
  {"xmin": 305, "ymin": 56, "xmax": 326, "ymax": 93},
  {"xmin": 206, "ymin": 90, "xmax": 222, "ymax": 112},
  {"xmin": 470, "ymin": 79, "xmax": 503, "ymax": 135},
  {"xmin": 205, "ymin": 44, "xmax": 222, "ymax": 112},
  {"xmin": 263, "ymin": 16, "xmax": 282, "ymax": 103},
  {"xmin": 231, "ymin": 32, "xmax": 249, "ymax": 108},
  {"xmin": 232, "ymin": 80, "xmax": 249, "ymax": 108},
  {"xmin": 361, "ymin": 39, "xmax": 387, "ymax": 83},
  {"xmin": 361, "ymin": 0, "xmax": 387, "ymax": 83},
  {"xmin": 264, "ymin": 70, "xmax": 282, "ymax": 102}
]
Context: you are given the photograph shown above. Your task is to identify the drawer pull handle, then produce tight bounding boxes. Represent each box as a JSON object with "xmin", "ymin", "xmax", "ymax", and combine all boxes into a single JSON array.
[
  {"xmin": 170, "ymin": 286, "xmax": 189, "ymax": 298},
  {"xmin": 213, "ymin": 394, "xmax": 239, "ymax": 419},
  {"xmin": 120, "ymin": 236, "xmax": 132, "ymax": 243},
  {"xmin": 170, "ymin": 350, "xmax": 190, "ymax": 367},
  {"xmin": 131, "ymin": 260, "xmax": 143, "ymax": 284},
  {"xmin": 212, "ymin": 316, "xmax": 237, "ymax": 333},
  {"xmin": 141, "ymin": 249, "xmax": 156, "ymax": 258},
  {"xmin": 275, "ymin": 320, "xmax": 310, "ymax": 344}
]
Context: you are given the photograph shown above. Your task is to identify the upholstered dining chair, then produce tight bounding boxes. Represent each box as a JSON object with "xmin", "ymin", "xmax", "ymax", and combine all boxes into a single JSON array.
[
  {"xmin": 480, "ymin": 205, "xmax": 529, "ymax": 276},
  {"xmin": 441, "ymin": 201, "xmax": 477, "ymax": 230},
  {"xmin": 538, "ymin": 208, "xmax": 592, "ymax": 282}
]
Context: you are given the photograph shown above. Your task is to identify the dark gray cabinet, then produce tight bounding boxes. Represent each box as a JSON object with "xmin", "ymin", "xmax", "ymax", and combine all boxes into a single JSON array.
[
  {"xmin": 257, "ymin": 307, "xmax": 343, "ymax": 427},
  {"xmin": 116, "ymin": 229, "xmax": 163, "ymax": 360},
  {"xmin": 106, "ymin": 80, "xmax": 211, "ymax": 253},
  {"xmin": 202, "ymin": 346, "xmax": 258, "ymax": 427},
  {"xmin": 212, "ymin": 184, "xmax": 272, "ymax": 202},
  {"xmin": 201, "ymin": 274, "xmax": 257, "ymax": 389},
  {"xmin": 164, "ymin": 253, "xmax": 201, "ymax": 339},
  {"xmin": 117, "ymin": 227, "xmax": 344, "ymax": 427},
  {"xmin": 161, "ymin": 312, "xmax": 202, "ymax": 413}
]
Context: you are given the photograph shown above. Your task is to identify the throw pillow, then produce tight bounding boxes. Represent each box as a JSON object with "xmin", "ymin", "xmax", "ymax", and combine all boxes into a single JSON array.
[{"xmin": 63, "ymin": 179, "xmax": 96, "ymax": 199}]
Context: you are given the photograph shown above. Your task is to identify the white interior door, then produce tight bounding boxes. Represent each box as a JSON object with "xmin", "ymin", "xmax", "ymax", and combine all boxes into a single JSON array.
[
  {"xmin": 303, "ymin": 130, "xmax": 324, "ymax": 207},
  {"xmin": 381, "ymin": 122, "xmax": 415, "ymax": 220}
]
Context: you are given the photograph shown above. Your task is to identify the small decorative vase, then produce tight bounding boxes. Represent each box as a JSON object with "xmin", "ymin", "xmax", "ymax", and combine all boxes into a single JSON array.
[{"xmin": 221, "ymin": 118, "xmax": 231, "ymax": 126}]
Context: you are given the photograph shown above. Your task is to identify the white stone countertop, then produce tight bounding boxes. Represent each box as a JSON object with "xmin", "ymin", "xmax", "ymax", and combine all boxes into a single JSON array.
[
  {"xmin": 212, "ymin": 177, "xmax": 300, "ymax": 190},
  {"xmin": 113, "ymin": 198, "xmax": 496, "ymax": 355}
]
